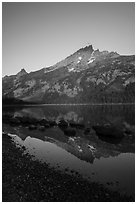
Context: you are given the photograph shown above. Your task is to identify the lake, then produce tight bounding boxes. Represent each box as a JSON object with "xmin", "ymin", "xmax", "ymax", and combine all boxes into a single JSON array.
[{"xmin": 2, "ymin": 104, "xmax": 135, "ymax": 197}]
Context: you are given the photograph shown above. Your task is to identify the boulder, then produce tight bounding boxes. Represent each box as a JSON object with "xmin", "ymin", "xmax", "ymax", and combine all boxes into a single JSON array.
[
  {"xmin": 38, "ymin": 119, "xmax": 48, "ymax": 126},
  {"xmin": 58, "ymin": 120, "xmax": 68, "ymax": 129}
]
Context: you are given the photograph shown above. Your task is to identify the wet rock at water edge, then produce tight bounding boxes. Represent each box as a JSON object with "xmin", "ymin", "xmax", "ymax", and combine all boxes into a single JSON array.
[
  {"xmin": 38, "ymin": 119, "xmax": 49, "ymax": 126},
  {"xmin": 92, "ymin": 124, "xmax": 124, "ymax": 139},
  {"xmin": 64, "ymin": 128, "xmax": 76, "ymax": 136},
  {"xmin": 58, "ymin": 120, "xmax": 68, "ymax": 129}
]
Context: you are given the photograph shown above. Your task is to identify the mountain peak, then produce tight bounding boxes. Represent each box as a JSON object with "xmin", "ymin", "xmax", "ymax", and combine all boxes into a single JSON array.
[
  {"xmin": 16, "ymin": 68, "xmax": 27, "ymax": 77},
  {"xmin": 20, "ymin": 68, "xmax": 27, "ymax": 73},
  {"xmin": 76, "ymin": 44, "xmax": 94, "ymax": 54},
  {"xmin": 2, "ymin": 46, "xmax": 134, "ymax": 104}
]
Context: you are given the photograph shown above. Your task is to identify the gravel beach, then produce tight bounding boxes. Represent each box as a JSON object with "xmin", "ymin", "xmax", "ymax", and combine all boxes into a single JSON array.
[{"xmin": 2, "ymin": 133, "xmax": 134, "ymax": 202}]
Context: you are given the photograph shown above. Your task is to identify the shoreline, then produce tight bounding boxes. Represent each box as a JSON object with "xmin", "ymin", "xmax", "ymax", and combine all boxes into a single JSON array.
[
  {"xmin": 3, "ymin": 103, "xmax": 135, "ymax": 107},
  {"xmin": 2, "ymin": 133, "xmax": 134, "ymax": 202}
]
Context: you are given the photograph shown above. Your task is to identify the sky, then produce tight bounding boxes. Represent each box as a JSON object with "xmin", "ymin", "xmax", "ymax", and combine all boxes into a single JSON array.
[{"xmin": 2, "ymin": 2, "xmax": 135, "ymax": 76}]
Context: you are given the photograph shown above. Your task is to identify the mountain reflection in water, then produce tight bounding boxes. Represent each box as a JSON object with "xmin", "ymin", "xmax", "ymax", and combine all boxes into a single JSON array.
[{"xmin": 2, "ymin": 104, "xmax": 135, "ymax": 196}]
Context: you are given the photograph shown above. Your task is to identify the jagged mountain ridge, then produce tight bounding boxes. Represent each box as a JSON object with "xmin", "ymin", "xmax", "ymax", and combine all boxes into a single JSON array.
[{"xmin": 2, "ymin": 45, "xmax": 135, "ymax": 104}]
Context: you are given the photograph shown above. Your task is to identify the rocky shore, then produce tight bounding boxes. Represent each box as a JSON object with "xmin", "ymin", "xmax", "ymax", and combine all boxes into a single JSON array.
[
  {"xmin": 3, "ymin": 114, "xmax": 134, "ymax": 140},
  {"xmin": 2, "ymin": 132, "xmax": 134, "ymax": 202}
]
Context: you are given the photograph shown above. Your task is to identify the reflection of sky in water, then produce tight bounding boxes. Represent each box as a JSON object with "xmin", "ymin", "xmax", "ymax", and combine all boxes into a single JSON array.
[{"xmin": 8, "ymin": 133, "xmax": 135, "ymax": 196}]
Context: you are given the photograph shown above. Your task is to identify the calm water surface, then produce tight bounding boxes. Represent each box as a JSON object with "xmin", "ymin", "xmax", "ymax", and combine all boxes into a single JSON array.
[{"xmin": 3, "ymin": 104, "xmax": 135, "ymax": 196}]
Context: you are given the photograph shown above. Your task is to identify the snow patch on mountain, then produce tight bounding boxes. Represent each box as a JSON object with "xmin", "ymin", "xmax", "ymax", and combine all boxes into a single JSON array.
[
  {"xmin": 87, "ymin": 58, "xmax": 95, "ymax": 64},
  {"xmin": 25, "ymin": 79, "xmax": 36, "ymax": 88},
  {"xmin": 68, "ymin": 67, "xmax": 75, "ymax": 72},
  {"xmin": 77, "ymin": 56, "xmax": 82, "ymax": 64},
  {"xmin": 87, "ymin": 53, "xmax": 96, "ymax": 64},
  {"xmin": 124, "ymin": 76, "xmax": 135, "ymax": 86}
]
